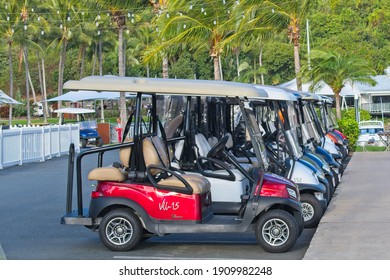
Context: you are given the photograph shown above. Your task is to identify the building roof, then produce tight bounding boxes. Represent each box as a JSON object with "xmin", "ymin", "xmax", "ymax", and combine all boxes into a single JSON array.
[
  {"xmin": 281, "ymin": 74, "xmax": 390, "ymax": 96},
  {"xmin": 355, "ymin": 75, "xmax": 390, "ymax": 93}
]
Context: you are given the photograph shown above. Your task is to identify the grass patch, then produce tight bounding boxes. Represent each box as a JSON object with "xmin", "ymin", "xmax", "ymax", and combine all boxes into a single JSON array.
[
  {"xmin": 355, "ymin": 145, "xmax": 387, "ymax": 152},
  {"xmin": 1, "ymin": 117, "xmax": 119, "ymax": 127}
]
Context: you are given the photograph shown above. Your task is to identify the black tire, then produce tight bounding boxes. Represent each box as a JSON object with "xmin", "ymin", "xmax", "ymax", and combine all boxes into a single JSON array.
[
  {"xmin": 99, "ymin": 209, "xmax": 143, "ymax": 251},
  {"xmin": 96, "ymin": 137, "xmax": 104, "ymax": 147},
  {"xmin": 338, "ymin": 144, "xmax": 347, "ymax": 159},
  {"xmin": 80, "ymin": 139, "xmax": 87, "ymax": 148},
  {"xmin": 300, "ymin": 193, "xmax": 324, "ymax": 228},
  {"xmin": 255, "ymin": 209, "xmax": 299, "ymax": 253},
  {"xmin": 325, "ymin": 176, "xmax": 335, "ymax": 203},
  {"xmin": 322, "ymin": 181, "xmax": 331, "ymax": 206},
  {"xmin": 331, "ymin": 168, "xmax": 340, "ymax": 189}
]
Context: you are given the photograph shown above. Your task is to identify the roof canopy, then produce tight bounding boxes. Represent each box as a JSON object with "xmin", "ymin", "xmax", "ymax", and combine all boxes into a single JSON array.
[
  {"xmin": 0, "ymin": 90, "xmax": 23, "ymax": 105},
  {"xmin": 63, "ymin": 76, "xmax": 268, "ymax": 98},
  {"xmin": 44, "ymin": 90, "xmax": 134, "ymax": 102},
  {"xmin": 54, "ymin": 108, "xmax": 95, "ymax": 114},
  {"xmin": 254, "ymin": 85, "xmax": 297, "ymax": 101}
]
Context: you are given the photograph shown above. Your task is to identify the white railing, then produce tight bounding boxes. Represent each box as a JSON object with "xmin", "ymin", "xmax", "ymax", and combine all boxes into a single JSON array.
[
  {"xmin": 0, "ymin": 124, "xmax": 80, "ymax": 169},
  {"xmin": 361, "ymin": 103, "xmax": 390, "ymax": 114}
]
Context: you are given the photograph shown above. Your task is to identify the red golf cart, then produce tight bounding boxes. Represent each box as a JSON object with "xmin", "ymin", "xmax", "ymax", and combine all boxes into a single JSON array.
[{"xmin": 61, "ymin": 76, "xmax": 303, "ymax": 253}]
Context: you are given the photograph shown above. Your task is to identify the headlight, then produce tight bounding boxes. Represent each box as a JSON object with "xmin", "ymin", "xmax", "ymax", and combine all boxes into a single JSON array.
[
  {"xmin": 314, "ymin": 192, "xmax": 325, "ymax": 201},
  {"xmin": 316, "ymin": 170, "xmax": 325, "ymax": 180},
  {"xmin": 287, "ymin": 188, "xmax": 298, "ymax": 200},
  {"xmin": 322, "ymin": 163, "xmax": 330, "ymax": 173}
]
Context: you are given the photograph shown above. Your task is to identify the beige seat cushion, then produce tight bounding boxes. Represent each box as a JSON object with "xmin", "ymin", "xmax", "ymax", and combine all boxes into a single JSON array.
[
  {"xmin": 88, "ymin": 144, "xmax": 132, "ymax": 182},
  {"xmin": 143, "ymin": 137, "xmax": 170, "ymax": 175},
  {"xmin": 143, "ymin": 136, "xmax": 210, "ymax": 194},
  {"xmin": 165, "ymin": 115, "xmax": 183, "ymax": 139},
  {"xmin": 88, "ymin": 167, "xmax": 126, "ymax": 182},
  {"xmin": 158, "ymin": 174, "xmax": 210, "ymax": 194}
]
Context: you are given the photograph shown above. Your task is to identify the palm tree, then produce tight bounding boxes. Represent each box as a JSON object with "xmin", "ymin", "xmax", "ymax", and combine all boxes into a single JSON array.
[
  {"xmin": 20, "ymin": 3, "xmax": 32, "ymax": 124},
  {"xmin": 134, "ymin": 22, "xmax": 157, "ymax": 77},
  {"xmin": 0, "ymin": 0, "xmax": 20, "ymax": 125},
  {"xmin": 148, "ymin": 0, "xmax": 257, "ymax": 81},
  {"xmin": 241, "ymin": 0, "xmax": 315, "ymax": 90},
  {"xmin": 234, "ymin": 60, "xmax": 267, "ymax": 84},
  {"xmin": 90, "ymin": 0, "xmax": 149, "ymax": 127},
  {"xmin": 301, "ymin": 50, "xmax": 377, "ymax": 119}
]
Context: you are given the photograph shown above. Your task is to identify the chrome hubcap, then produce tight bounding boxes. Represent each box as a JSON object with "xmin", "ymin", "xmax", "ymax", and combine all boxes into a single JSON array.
[
  {"xmin": 302, "ymin": 202, "xmax": 315, "ymax": 221},
  {"xmin": 106, "ymin": 217, "xmax": 133, "ymax": 245},
  {"xmin": 262, "ymin": 218, "xmax": 289, "ymax": 246}
]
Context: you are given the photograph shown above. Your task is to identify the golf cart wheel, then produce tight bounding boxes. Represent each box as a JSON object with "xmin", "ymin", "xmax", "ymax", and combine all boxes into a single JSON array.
[
  {"xmin": 80, "ymin": 139, "xmax": 87, "ymax": 148},
  {"xmin": 99, "ymin": 209, "xmax": 142, "ymax": 251},
  {"xmin": 300, "ymin": 193, "xmax": 324, "ymax": 228},
  {"xmin": 331, "ymin": 168, "xmax": 340, "ymax": 189},
  {"xmin": 255, "ymin": 209, "xmax": 299, "ymax": 253},
  {"xmin": 96, "ymin": 137, "xmax": 104, "ymax": 147}
]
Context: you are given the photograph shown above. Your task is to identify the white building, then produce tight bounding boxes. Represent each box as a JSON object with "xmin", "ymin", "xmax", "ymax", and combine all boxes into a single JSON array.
[{"xmin": 281, "ymin": 68, "xmax": 390, "ymax": 116}]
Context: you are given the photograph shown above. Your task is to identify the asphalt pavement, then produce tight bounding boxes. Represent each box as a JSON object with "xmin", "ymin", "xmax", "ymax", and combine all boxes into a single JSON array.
[
  {"xmin": 304, "ymin": 151, "xmax": 390, "ymax": 260},
  {"xmin": 1, "ymin": 149, "xmax": 389, "ymax": 260}
]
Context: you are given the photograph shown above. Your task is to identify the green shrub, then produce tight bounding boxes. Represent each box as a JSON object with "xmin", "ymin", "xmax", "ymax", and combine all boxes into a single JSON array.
[
  {"xmin": 341, "ymin": 108, "xmax": 371, "ymax": 121},
  {"xmin": 337, "ymin": 117, "xmax": 359, "ymax": 151}
]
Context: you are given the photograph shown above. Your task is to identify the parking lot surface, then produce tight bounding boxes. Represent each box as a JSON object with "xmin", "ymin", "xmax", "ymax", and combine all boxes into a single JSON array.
[
  {"xmin": 304, "ymin": 152, "xmax": 390, "ymax": 259},
  {"xmin": 1, "ymin": 149, "xmax": 387, "ymax": 260}
]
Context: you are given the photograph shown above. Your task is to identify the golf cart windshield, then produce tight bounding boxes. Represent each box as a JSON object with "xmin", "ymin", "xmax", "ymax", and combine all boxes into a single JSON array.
[
  {"xmin": 79, "ymin": 120, "xmax": 97, "ymax": 130},
  {"xmin": 325, "ymin": 103, "xmax": 337, "ymax": 130},
  {"xmin": 283, "ymin": 102, "xmax": 303, "ymax": 158},
  {"xmin": 242, "ymin": 107, "xmax": 269, "ymax": 170},
  {"xmin": 301, "ymin": 103, "xmax": 321, "ymax": 143}
]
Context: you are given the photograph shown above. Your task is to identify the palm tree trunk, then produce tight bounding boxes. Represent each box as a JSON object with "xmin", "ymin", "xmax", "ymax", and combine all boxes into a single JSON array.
[
  {"xmin": 79, "ymin": 45, "xmax": 86, "ymax": 78},
  {"xmin": 259, "ymin": 47, "xmax": 264, "ymax": 85},
  {"xmin": 42, "ymin": 56, "xmax": 48, "ymax": 122},
  {"xmin": 92, "ymin": 45, "xmax": 97, "ymax": 75},
  {"xmin": 118, "ymin": 27, "xmax": 125, "ymax": 77},
  {"xmin": 123, "ymin": 38, "xmax": 127, "ymax": 75},
  {"xmin": 335, "ymin": 92, "xmax": 342, "ymax": 120},
  {"xmin": 253, "ymin": 60, "xmax": 257, "ymax": 84},
  {"xmin": 37, "ymin": 52, "xmax": 47, "ymax": 122},
  {"xmin": 162, "ymin": 56, "xmax": 169, "ymax": 78},
  {"xmin": 235, "ymin": 49, "xmax": 240, "ymax": 77},
  {"xmin": 27, "ymin": 67, "xmax": 37, "ymax": 104},
  {"xmin": 118, "ymin": 25, "xmax": 127, "ymax": 128},
  {"xmin": 8, "ymin": 42, "xmax": 13, "ymax": 126},
  {"xmin": 293, "ymin": 44, "xmax": 302, "ymax": 91},
  {"xmin": 219, "ymin": 56, "xmax": 224, "ymax": 81},
  {"xmin": 22, "ymin": 51, "xmax": 36, "ymax": 104},
  {"xmin": 37, "ymin": 53, "xmax": 43, "ymax": 98},
  {"xmin": 57, "ymin": 41, "xmax": 68, "ymax": 109},
  {"xmin": 24, "ymin": 45, "xmax": 31, "ymax": 125},
  {"xmin": 213, "ymin": 55, "xmax": 221, "ymax": 81},
  {"xmin": 98, "ymin": 36, "xmax": 103, "ymax": 76}
]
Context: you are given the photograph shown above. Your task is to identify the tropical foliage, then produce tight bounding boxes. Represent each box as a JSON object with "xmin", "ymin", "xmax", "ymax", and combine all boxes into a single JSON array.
[
  {"xmin": 0, "ymin": 0, "xmax": 389, "ymax": 124},
  {"xmin": 301, "ymin": 49, "xmax": 377, "ymax": 119}
]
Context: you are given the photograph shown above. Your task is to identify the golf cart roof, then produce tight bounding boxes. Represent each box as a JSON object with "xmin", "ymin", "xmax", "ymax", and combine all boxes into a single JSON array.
[
  {"xmin": 253, "ymin": 85, "xmax": 297, "ymax": 101},
  {"xmin": 54, "ymin": 108, "xmax": 95, "ymax": 114},
  {"xmin": 318, "ymin": 95, "xmax": 334, "ymax": 104},
  {"xmin": 63, "ymin": 76, "xmax": 268, "ymax": 98},
  {"xmin": 279, "ymin": 87, "xmax": 321, "ymax": 101}
]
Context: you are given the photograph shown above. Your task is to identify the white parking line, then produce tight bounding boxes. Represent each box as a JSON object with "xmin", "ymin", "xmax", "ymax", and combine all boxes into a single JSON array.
[{"xmin": 0, "ymin": 244, "xmax": 6, "ymax": 260}]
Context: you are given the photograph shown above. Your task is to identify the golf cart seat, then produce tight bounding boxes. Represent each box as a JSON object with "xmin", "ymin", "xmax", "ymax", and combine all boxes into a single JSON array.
[
  {"xmin": 88, "ymin": 146, "xmax": 132, "ymax": 182},
  {"xmin": 224, "ymin": 132, "xmax": 259, "ymax": 168},
  {"xmin": 143, "ymin": 136, "xmax": 210, "ymax": 195},
  {"xmin": 165, "ymin": 115, "xmax": 183, "ymax": 139}
]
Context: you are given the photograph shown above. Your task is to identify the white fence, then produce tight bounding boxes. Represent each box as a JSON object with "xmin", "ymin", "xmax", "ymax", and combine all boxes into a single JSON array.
[{"xmin": 0, "ymin": 124, "xmax": 80, "ymax": 169}]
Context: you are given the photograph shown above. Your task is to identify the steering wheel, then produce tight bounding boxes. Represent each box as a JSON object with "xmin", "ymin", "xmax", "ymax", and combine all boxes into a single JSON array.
[{"xmin": 207, "ymin": 135, "xmax": 229, "ymax": 159}]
